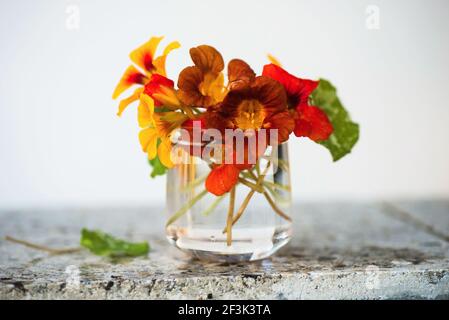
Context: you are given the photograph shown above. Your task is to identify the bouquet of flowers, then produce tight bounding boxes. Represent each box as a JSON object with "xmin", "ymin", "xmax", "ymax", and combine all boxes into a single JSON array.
[{"xmin": 113, "ymin": 36, "xmax": 358, "ymax": 248}]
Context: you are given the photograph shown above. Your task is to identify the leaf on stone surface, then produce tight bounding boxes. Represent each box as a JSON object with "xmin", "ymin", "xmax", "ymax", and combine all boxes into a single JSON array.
[
  {"xmin": 80, "ymin": 229, "xmax": 150, "ymax": 257},
  {"xmin": 310, "ymin": 79, "xmax": 359, "ymax": 161}
]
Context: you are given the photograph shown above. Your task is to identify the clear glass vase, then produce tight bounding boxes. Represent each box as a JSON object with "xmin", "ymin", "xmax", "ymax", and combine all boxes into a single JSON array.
[{"xmin": 165, "ymin": 142, "xmax": 292, "ymax": 262}]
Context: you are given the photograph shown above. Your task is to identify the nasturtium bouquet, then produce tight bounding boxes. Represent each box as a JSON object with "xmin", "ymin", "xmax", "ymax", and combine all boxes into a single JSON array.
[{"xmin": 113, "ymin": 36, "xmax": 358, "ymax": 248}]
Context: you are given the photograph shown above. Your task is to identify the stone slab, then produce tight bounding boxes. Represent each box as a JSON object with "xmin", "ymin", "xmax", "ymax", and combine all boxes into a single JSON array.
[{"xmin": 0, "ymin": 201, "xmax": 448, "ymax": 299}]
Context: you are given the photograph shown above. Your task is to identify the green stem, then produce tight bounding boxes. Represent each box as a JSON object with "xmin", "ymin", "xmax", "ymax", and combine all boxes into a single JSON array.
[
  {"xmin": 261, "ymin": 155, "xmax": 289, "ymax": 173},
  {"xmin": 262, "ymin": 191, "xmax": 292, "ymax": 222},
  {"xmin": 226, "ymin": 187, "xmax": 236, "ymax": 246},
  {"xmin": 243, "ymin": 168, "xmax": 290, "ymax": 202},
  {"xmin": 223, "ymin": 161, "xmax": 271, "ymax": 233},
  {"xmin": 180, "ymin": 174, "xmax": 208, "ymax": 192},
  {"xmin": 263, "ymin": 180, "xmax": 291, "ymax": 192},
  {"xmin": 238, "ymin": 177, "xmax": 263, "ymax": 193},
  {"xmin": 245, "ymin": 170, "xmax": 258, "ymax": 181},
  {"xmin": 263, "ymin": 181, "xmax": 278, "ymax": 199},
  {"xmin": 166, "ymin": 189, "xmax": 208, "ymax": 227},
  {"xmin": 180, "ymin": 105, "xmax": 196, "ymax": 119},
  {"xmin": 5, "ymin": 236, "xmax": 81, "ymax": 255},
  {"xmin": 223, "ymin": 189, "xmax": 256, "ymax": 234},
  {"xmin": 201, "ymin": 194, "xmax": 225, "ymax": 216},
  {"xmin": 255, "ymin": 160, "xmax": 261, "ymax": 176},
  {"xmin": 192, "ymin": 107, "xmax": 202, "ymax": 114}
]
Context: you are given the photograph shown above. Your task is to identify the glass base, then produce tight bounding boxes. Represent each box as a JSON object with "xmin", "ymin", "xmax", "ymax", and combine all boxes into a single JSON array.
[{"xmin": 166, "ymin": 226, "xmax": 292, "ymax": 262}]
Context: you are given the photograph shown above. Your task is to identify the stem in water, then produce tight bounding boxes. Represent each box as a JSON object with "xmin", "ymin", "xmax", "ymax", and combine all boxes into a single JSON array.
[
  {"xmin": 226, "ymin": 187, "xmax": 236, "ymax": 246},
  {"xmin": 223, "ymin": 161, "xmax": 271, "ymax": 233},
  {"xmin": 262, "ymin": 190, "xmax": 292, "ymax": 222}
]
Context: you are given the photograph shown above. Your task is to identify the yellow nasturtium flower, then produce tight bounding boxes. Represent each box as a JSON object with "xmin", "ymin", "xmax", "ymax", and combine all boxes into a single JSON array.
[
  {"xmin": 112, "ymin": 36, "xmax": 180, "ymax": 101},
  {"xmin": 138, "ymin": 125, "xmax": 175, "ymax": 168},
  {"xmin": 113, "ymin": 36, "xmax": 185, "ymax": 168}
]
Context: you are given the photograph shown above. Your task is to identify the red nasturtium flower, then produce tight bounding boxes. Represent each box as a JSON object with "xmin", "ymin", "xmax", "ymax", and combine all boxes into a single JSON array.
[
  {"xmin": 203, "ymin": 138, "xmax": 267, "ymax": 196},
  {"xmin": 262, "ymin": 63, "xmax": 333, "ymax": 142},
  {"xmin": 205, "ymin": 164, "xmax": 241, "ymax": 196}
]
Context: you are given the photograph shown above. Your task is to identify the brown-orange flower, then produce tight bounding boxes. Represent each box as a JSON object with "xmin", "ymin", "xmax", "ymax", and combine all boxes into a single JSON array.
[
  {"xmin": 177, "ymin": 45, "xmax": 226, "ymax": 108},
  {"xmin": 206, "ymin": 60, "xmax": 294, "ymax": 144},
  {"xmin": 203, "ymin": 59, "xmax": 295, "ymax": 196}
]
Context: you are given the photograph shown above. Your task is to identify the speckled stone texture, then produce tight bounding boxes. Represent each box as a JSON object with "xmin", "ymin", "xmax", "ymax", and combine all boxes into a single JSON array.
[{"xmin": 1, "ymin": 201, "xmax": 448, "ymax": 299}]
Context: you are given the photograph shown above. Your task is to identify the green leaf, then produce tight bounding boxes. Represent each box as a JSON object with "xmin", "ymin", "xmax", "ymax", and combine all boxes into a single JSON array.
[
  {"xmin": 148, "ymin": 155, "xmax": 167, "ymax": 178},
  {"xmin": 310, "ymin": 79, "xmax": 359, "ymax": 161},
  {"xmin": 80, "ymin": 228, "xmax": 150, "ymax": 257},
  {"xmin": 148, "ymin": 138, "xmax": 168, "ymax": 178}
]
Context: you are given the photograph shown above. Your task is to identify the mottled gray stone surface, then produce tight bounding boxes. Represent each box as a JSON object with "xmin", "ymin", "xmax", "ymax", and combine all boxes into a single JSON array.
[{"xmin": 0, "ymin": 201, "xmax": 448, "ymax": 299}]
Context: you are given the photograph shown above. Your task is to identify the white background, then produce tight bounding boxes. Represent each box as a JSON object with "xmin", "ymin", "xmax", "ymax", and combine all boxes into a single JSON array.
[{"xmin": 1, "ymin": 0, "xmax": 448, "ymax": 209}]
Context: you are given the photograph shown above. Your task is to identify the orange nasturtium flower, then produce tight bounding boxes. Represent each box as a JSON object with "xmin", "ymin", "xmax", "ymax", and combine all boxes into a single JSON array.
[
  {"xmin": 113, "ymin": 36, "xmax": 180, "ymax": 111},
  {"xmin": 177, "ymin": 45, "xmax": 227, "ymax": 108},
  {"xmin": 200, "ymin": 59, "xmax": 295, "ymax": 196},
  {"xmin": 112, "ymin": 36, "xmax": 186, "ymax": 168},
  {"xmin": 206, "ymin": 59, "xmax": 295, "ymax": 143}
]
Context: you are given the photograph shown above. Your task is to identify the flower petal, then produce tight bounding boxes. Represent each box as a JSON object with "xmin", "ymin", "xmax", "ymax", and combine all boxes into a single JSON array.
[
  {"xmin": 116, "ymin": 87, "xmax": 143, "ymax": 116},
  {"xmin": 177, "ymin": 46, "xmax": 225, "ymax": 108},
  {"xmin": 250, "ymin": 76, "xmax": 287, "ymax": 115},
  {"xmin": 137, "ymin": 94, "xmax": 155, "ymax": 128},
  {"xmin": 146, "ymin": 73, "xmax": 174, "ymax": 90},
  {"xmin": 227, "ymin": 59, "xmax": 255, "ymax": 90},
  {"xmin": 152, "ymin": 41, "xmax": 181, "ymax": 76},
  {"xmin": 153, "ymin": 112, "xmax": 189, "ymax": 138},
  {"xmin": 177, "ymin": 66, "xmax": 217, "ymax": 107},
  {"xmin": 262, "ymin": 64, "xmax": 318, "ymax": 108},
  {"xmin": 202, "ymin": 72, "xmax": 225, "ymax": 103},
  {"xmin": 267, "ymin": 54, "xmax": 282, "ymax": 67},
  {"xmin": 112, "ymin": 65, "xmax": 147, "ymax": 99},
  {"xmin": 152, "ymin": 88, "xmax": 181, "ymax": 110},
  {"xmin": 220, "ymin": 76, "xmax": 287, "ymax": 130},
  {"xmin": 204, "ymin": 106, "xmax": 233, "ymax": 132},
  {"xmin": 163, "ymin": 41, "xmax": 181, "ymax": 56},
  {"xmin": 143, "ymin": 74, "xmax": 177, "ymax": 107},
  {"xmin": 264, "ymin": 110, "xmax": 295, "ymax": 143},
  {"xmin": 294, "ymin": 104, "xmax": 333, "ymax": 141},
  {"xmin": 130, "ymin": 36, "xmax": 163, "ymax": 73},
  {"xmin": 139, "ymin": 127, "xmax": 158, "ymax": 159},
  {"xmin": 189, "ymin": 45, "xmax": 224, "ymax": 74},
  {"xmin": 205, "ymin": 164, "xmax": 240, "ymax": 196},
  {"xmin": 158, "ymin": 138, "xmax": 174, "ymax": 168}
]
